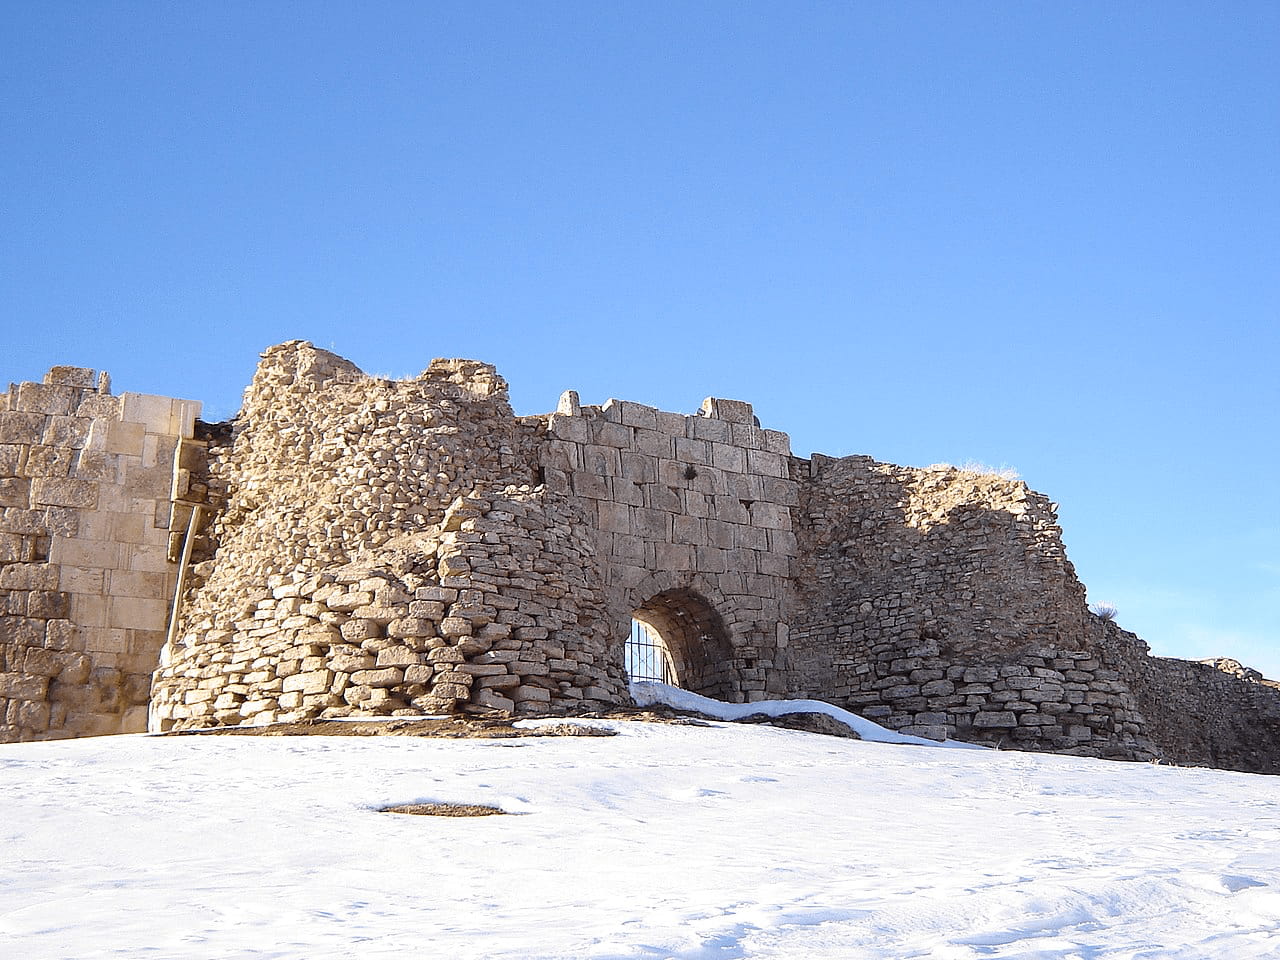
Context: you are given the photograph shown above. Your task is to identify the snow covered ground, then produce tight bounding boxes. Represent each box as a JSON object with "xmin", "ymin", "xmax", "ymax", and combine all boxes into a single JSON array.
[{"xmin": 2, "ymin": 710, "xmax": 1278, "ymax": 959}]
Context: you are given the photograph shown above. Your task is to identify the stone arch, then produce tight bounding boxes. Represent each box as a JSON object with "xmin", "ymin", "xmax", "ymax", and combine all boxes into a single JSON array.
[{"xmin": 621, "ymin": 571, "xmax": 741, "ymax": 700}]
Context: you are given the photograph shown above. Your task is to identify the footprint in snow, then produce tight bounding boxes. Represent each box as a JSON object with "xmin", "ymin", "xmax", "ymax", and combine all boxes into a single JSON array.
[{"xmin": 1186, "ymin": 873, "xmax": 1267, "ymax": 894}]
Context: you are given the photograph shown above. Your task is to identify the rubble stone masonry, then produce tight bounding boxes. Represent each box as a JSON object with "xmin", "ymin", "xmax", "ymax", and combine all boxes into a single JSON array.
[{"xmin": 3, "ymin": 342, "xmax": 1278, "ymax": 773}]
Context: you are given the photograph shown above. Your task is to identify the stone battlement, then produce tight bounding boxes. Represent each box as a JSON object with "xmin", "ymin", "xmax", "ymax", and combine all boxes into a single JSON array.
[{"xmin": 3, "ymin": 342, "xmax": 1277, "ymax": 773}]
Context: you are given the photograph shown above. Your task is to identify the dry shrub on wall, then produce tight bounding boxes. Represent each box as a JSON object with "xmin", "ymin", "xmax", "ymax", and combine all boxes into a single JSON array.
[
  {"xmin": 1090, "ymin": 602, "xmax": 1118, "ymax": 622},
  {"xmin": 949, "ymin": 461, "xmax": 1021, "ymax": 481}
]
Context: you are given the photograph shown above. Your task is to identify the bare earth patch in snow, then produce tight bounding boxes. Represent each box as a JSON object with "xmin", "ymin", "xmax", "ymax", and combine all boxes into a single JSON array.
[{"xmin": 381, "ymin": 802, "xmax": 507, "ymax": 817}]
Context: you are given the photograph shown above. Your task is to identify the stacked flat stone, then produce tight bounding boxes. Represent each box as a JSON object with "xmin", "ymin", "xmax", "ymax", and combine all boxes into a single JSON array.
[
  {"xmin": 789, "ymin": 455, "xmax": 1154, "ymax": 759},
  {"xmin": 151, "ymin": 342, "xmax": 628, "ymax": 728}
]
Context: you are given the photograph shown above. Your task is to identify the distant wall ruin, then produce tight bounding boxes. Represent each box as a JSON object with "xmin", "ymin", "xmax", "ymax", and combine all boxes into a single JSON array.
[{"xmin": 4, "ymin": 342, "xmax": 1278, "ymax": 773}]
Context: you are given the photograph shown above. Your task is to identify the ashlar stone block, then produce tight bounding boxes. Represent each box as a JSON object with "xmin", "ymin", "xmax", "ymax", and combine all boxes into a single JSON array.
[
  {"xmin": 40, "ymin": 416, "xmax": 90, "ymax": 449},
  {"xmin": 674, "ymin": 437, "xmax": 710, "ymax": 466},
  {"xmin": 103, "ymin": 421, "xmax": 145, "ymax": 456},
  {"xmin": 730, "ymin": 422, "xmax": 763, "ymax": 449},
  {"xmin": 0, "ymin": 443, "xmax": 25, "ymax": 475},
  {"xmin": 655, "ymin": 542, "xmax": 693, "ymax": 571},
  {"xmin": 653, "ymin": 410, "xmax": 687, "ymax": 436},
  {"xmin": 688, "ymin": 416, "xmax": 732, "ymax": 444},
  {"xmin": 671, "ymin": 514, "xmax": 705, "ymax": 545},
  {"xmin": 547, "ymin": 414, "xmax": 589, "ymax": 443},
  {"xmin": 746, "ymin": 448, "xmax": 787, "ymax": 479},
  {"xmin": 0, "ymin": 412, "xmax": 46, "ymax": 445},
  {"xmin": 16, "ymin": 383, "xmax": 77, "ymax": 416},
  {"xmin": 120, "ymin": 393, "xmax": 175, "ymax": 432},
  {"xmin": 762, "ymin": 429, "xmax": 791, "ymax": 455},
  {"xmin": 44, "ymin": 366, "xmax": 98, "ymax": 389},
  {"xmin": 617, "ymin": 401, "xmax": 658, "ymax": 430},
  {"xmin": 607, "ymin": 476, "xmax": 644, "ymax": 507},
  {"xmin": 710, "ymin": 442, "xmax": 746, "ymax": 473},
  {"xmin": 632, "ymin": 428, "xmax": 672, "ymax": 458},
  {"xmin": 571, "ymin": 471, "xmax": 609, "ymax": 500},
  {"xmin": 0, "ymin": 478, "xmax": 30, "ymax": 509},
  {"xmin": 699, "ymin": 397, "xmax": 754, "ymax": 424},
  {"xmin": 590, "ymin": 419, "xmax": 632, "ymax": 448},
  {"xmin": 597, "ymin": 501, "xmax": 631, "ymax": 535},
  {"xmin": 630, "ymin": 507, "xmax": 668, "ymax": 540},
  {"xmin": 107, "ymin": 595, "xmax": 167, "ymax": 631},
  {"xmin": 581, "ymin": 444, "xmax": 621, "ymax": 476},
  {"xmin": 620, "ymin": 451, "xmax": 656, "ymax": 483}
]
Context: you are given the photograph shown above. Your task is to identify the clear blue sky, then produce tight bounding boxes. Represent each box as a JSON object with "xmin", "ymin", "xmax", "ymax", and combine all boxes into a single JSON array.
[{"xmin": 4, "ymin": 3, "xmax": 1277, "ymax": 676}]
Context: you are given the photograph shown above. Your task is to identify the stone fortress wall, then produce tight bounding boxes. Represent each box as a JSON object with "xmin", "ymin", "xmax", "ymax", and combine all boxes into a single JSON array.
[
  {"xmin": 4, "ymin": 342, "xmax": 1278, "ymax": 773},
  {"xmin": 0, "ymin": 366, "xmax": 198, "ymax": 740}
]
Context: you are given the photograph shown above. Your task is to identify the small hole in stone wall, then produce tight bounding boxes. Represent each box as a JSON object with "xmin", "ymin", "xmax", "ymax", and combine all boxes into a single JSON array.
[
  {"xmin": 683, "ymin": 465, "xmax": 698, "ymax": 481},
  {"xmin": 380, "ymin": 803, "xmax": 506, "ymax": 817},
  {"xmin": 740, "ymin": 499, "xmax": 754, "ymax": 511},
  {"xmin": 535, "ymin": 466, "xmax": 546, "ymax": 486},
  {"xmin": 744, "ymin": 658, "xmax": 756, "ymax": 669}
]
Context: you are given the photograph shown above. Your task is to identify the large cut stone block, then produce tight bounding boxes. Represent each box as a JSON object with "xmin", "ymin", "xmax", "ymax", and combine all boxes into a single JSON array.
[
  {"xmin": 688, "ymin": 416, "xmax": 732, "ymax": 444},
  {"xmin": 44, "ymin": 366, "xmax": 97, "ymax": 389},
  {"xmin": 0, "ymin": 672, "xmax": 49, "ymax": 700},
  {"xmin": 0, "ymin": 413, "xmax": 45, "ymax": 445},
  {"xmin": 120, "ymin": 394, "xmax": 175, "ymax": 431},
  {"xmin": 0, "ymin": 444, "xmax": 24, "ymax": 474},
  {"xmin": 746, "ymin": 449, "xmax": 787, "ymax": 479},
  {"xmin": 282, "ymin": 670, "xmax": 335, "ymax": 694},
  {"xmin": 597, "ymin": 501, "xmax": 631, "ymax": 535},
  {"xmin": 31, "ymin": 477, "xmax": 98, "ymax": 510},
  {"xmin": 16, "ymin": 383, "xmax": 77, "ymax": 416},
  {"xmin": 107, "ymin": 595, "xmax": 168, "ymax": 631},
  {"xmin": 699, "ymin": 397, "xmax": 755, "ymax": 424},
  {"xmin": 617, "ymin": 401, "xmax": 658, "ymax": 430},
  {"xmin": 0, "ymin": 478, "xmax": 30, "ymax": 508},
  {"xmin": 590, "ymin": 419, "xmax": 632, "ymax": 448},
  {"xmin": 632, "ymin": 428, "xmax": 672, "ymax": 458},
  {"xmin": 710, "ymin": 442, "xmax": 746, "ymax": 473},
  {"xmin": 50, "ymin": 537, "xmax": 120, "ymax": 569}
]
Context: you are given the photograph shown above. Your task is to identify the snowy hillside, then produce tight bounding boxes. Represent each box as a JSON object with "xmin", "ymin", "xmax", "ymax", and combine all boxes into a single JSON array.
[{"xmin": 2, "ymin": 708, "xmax": 1278, "ymax": 959}]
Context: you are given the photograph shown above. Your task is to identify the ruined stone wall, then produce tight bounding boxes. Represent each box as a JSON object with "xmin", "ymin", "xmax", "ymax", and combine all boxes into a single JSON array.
[
  {"xmin": 1100, "ymin": 630, "xmax": 1280, "ymax": 775},
  {"xmin": 790, "ymin": 455, "xmax": 1154, "ymax": 759},
  {"xmin": 1, "ymin": 367, "xmax": 196, "ymax": 741},
  {"xmin": 150, "ymin": 342, "xmax": 628, "ymax": 728},
  {"xmin": 5, "ymin": 341, "xmax": 1280, "ymax": 774}
]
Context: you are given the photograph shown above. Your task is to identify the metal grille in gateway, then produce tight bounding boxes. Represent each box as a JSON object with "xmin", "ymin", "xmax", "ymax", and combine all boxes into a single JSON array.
[{"xmin": 625, "ymin": 619, "xmax": 674, "ymax": 684}]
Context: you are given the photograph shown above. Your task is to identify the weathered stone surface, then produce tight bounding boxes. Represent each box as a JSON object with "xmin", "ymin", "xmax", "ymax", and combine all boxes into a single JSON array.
[{"xmin": 2, "ymin": 344, "xmax": 1276, "ymax": 773}]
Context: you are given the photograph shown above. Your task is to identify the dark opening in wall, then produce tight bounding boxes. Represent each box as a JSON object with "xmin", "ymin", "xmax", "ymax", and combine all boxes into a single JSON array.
[{"xmin": 625, "ymin": 589, "xmax": 735, "ymax": 698}]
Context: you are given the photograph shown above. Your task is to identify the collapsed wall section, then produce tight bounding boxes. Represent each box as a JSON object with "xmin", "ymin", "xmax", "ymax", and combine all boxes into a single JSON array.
[
  {"xmin": 1, "ymin": 367, "xmax": 196, "ymax": 741},
  {"xmin": 791, "ymin": 455, "xmax": 1155, "ymax": 759},
  {"xmin": 1101, "ymin": 632, "xmax": 1280, "ymax": 775}
]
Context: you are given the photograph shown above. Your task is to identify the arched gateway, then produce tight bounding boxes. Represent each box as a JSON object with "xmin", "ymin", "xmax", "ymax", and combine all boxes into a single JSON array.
[
  {"xmin": 627, "ymin": 588, "xmax": 734, "ymax": 697},
  {"xmin": 542, "ymin": 394, "xmax": 799, "ymax": 705}
]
